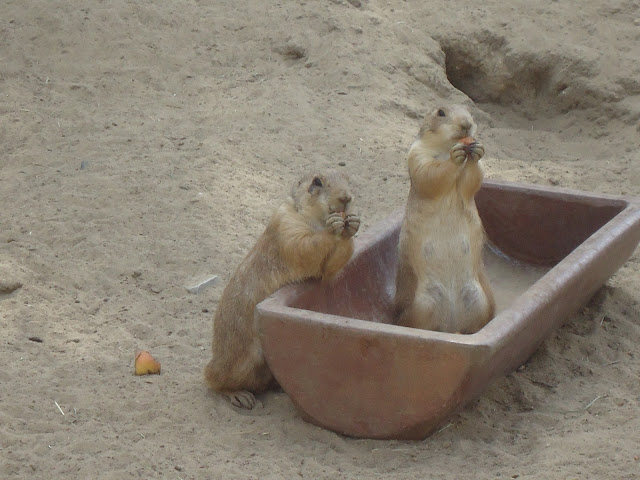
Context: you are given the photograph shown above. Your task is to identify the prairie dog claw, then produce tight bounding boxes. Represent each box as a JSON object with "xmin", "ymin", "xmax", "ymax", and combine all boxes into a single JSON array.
[
  {"xmin": 343, "ymin": 213, "xmax": 360, "ymax": 238},
  {"xmin": 226, "ymin": 390, "xmax": 258, "ymax": 409},
  {"xmin": 465, "ymin": 142, "xmax": 485, "ymax": 162}
]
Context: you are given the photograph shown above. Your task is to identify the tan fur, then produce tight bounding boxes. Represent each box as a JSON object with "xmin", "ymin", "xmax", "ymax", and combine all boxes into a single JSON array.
[
  {"xmin": 395, "ymin": 105, "xmax": 495, "ymax": 334},
  {"xmin": 204, "ymin": 170, "xmax": 360, "ymax": 409}
]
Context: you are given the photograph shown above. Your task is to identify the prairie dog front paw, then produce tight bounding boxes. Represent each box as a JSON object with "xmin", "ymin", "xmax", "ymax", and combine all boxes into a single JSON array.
[
  {"xmin": 326, "ymin": 212, "xmax": 346, "ymax": 236},
  {"xmin": 465, "ymin": 142, "xmax": 485, "ymax": 162},
  {"xmin": 343, "ymin": 213, "xmax": 360, "ymax": 238},
  {"xmin": 450, "ymin": 143, "xmax": 468, "ymax": 165}
]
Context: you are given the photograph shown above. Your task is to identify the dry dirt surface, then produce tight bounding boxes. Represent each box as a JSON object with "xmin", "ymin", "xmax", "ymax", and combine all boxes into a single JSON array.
[{"xmin": 2, "ymin": 1, "xmax": 640, "ymax": 479}]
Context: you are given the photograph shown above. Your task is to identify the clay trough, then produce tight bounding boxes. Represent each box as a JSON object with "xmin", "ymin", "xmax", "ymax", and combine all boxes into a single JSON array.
[{"xmin": 255, "ymin": 180, "xmax": 640, "ymax": 440}]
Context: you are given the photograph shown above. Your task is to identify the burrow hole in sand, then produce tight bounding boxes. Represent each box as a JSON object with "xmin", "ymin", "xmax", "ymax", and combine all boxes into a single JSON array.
[{"xmin": 438, "ymin": 31, "xmax": 601, "ymax": 129}]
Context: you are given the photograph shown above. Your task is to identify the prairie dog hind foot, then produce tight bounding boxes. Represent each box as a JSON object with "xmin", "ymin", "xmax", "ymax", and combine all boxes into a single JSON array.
[{"xmin": 225, "ymin": 390, "xmax": 261, "ymax": 410}]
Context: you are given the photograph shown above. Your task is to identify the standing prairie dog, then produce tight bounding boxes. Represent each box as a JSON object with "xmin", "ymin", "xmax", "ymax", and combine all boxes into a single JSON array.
[
  {"xmin": 394, "ymin": 104, "xmax": 495, "ymax": 334},
  {"xmin": 204, "ymin": 170, "xmax": 360, "ymax": 409}
]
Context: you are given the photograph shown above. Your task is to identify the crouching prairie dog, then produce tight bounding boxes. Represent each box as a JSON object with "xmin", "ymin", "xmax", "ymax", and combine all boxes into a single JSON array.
[
  {"xmin": 204, "ymin": 170, "xmax": 360, "ymax": 409},
  {"xmin": 394, "ymin": 104, "xmax": 495, "ymax": 334}
]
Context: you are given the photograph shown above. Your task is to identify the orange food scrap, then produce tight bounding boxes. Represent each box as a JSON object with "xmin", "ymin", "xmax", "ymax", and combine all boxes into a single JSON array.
[
  {"xmin": 459, "ymin": 136, "xmax": 475, "ymax": 146},
  {"xmin": 134, "ymin": 350, "xmax": 161, "ymax": 375}
]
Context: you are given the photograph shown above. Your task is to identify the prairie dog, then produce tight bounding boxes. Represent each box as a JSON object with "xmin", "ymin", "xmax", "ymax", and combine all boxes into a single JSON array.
[
  {"xmin": 394, "ymin": 105, "xmax": 495, "ymax": 334},
  {"xmin": 204, "ymin": 170, "xmax": 360, "ymax": 409}
]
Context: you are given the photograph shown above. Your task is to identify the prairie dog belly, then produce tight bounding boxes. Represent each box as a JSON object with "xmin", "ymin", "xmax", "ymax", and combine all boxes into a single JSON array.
[
  {"xmin": 413, "ymin": 277, "xmax": 489, "ymax": 333},
  {"xmin": 399, "ymin": 198, "xmax": 491, "ymax": 333},
  {"xmin": 406, "ymin": 198, "xmax": 480, "ymax": 278}
]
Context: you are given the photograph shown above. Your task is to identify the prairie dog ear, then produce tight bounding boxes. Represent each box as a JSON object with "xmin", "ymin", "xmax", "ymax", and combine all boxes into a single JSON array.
[{"xmin": 308, "ymin": 176, "xmax": 324, "ymax": 193}]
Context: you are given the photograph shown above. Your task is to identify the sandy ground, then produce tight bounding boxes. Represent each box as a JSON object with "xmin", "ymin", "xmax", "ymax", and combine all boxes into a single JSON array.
[{"xmin": 2, "ymin": 1, "xmax": 640, "ymax": 478}]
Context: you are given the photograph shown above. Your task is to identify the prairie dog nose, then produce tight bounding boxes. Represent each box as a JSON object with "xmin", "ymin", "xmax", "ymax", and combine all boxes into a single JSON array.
[{"xmin": 339, "ymin": 193, "xmax": 352, "ymax": 207}]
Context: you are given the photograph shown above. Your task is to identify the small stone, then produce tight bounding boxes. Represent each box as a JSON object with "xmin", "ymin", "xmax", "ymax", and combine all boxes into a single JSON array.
[
  {"xmin": 338, "ymin": 161, "xmax": 346, "ymax": 167},
  {"xmin": 132, "ymin": 271, "xmax": 142, "ymax": 278},
  {"xmin": 80, "ymin": 160, "xmax": 88, "ymax": 170},
  {"xmin": 186, "ymin": 275, "xmax": 221, "ymax": 294}
]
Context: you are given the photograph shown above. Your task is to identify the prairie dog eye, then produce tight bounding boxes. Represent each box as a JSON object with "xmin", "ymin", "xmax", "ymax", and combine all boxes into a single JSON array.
[{"xmin": 437, "ymin": 109, "xmax": 446, "ymax": 117}]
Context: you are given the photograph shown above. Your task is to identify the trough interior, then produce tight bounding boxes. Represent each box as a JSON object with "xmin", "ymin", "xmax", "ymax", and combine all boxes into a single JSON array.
[{"xmin": 289, "ymin": 183, "xmax": 627, "ymax": 325}]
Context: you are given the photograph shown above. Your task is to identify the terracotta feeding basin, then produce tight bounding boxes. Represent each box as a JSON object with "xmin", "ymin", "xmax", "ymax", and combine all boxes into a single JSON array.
[{"xmin": 256, "ymin": 180, "xmax": 640, "ymax": 440}]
